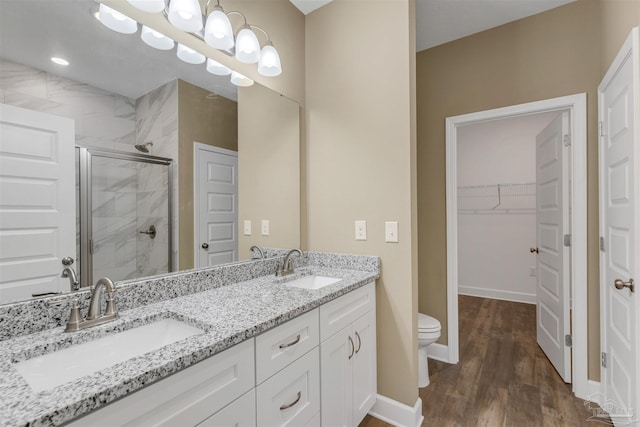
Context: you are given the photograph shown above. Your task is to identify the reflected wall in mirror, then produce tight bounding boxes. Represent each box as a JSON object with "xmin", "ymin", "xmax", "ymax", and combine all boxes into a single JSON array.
[{"xmin": 0, "ymin": 0, "xmax": 300, "ymax": 305}]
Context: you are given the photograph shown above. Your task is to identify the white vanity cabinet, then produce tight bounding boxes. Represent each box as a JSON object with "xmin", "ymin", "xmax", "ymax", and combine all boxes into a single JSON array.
[{"xmin": 320, "ymin": 282, "xmax": 377, "ymax": 427}]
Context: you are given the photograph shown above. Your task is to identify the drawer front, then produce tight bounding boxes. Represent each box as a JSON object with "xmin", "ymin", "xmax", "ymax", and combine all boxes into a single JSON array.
[
  {"xmin": 320, "ymin": 282, "xmax": 375, "ymax": 342},
  {"xmin": 198, "ymin": 389, "xmax": 256, "ymax": 427},
  {"xmin": 256, "ymin": 308, "xmax": 319, "ymax": 384},
  {"xmin": 68, "ymin": 339, "xmax": 255, "ymax": 427},
  {"xmin": 257, "ymin": 347, "xmax": 320, "ymax": 427}
]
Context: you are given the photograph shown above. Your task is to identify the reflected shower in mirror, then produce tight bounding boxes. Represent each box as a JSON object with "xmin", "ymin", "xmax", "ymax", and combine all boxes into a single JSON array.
[{"xmin": 0, "ymin": 0, "xmax": 300, "ymax": 305}]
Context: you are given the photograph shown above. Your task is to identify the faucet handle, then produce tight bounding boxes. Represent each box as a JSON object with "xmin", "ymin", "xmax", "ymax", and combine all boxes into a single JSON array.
[
  {"xmin": 64, "ymin": 299, "xmax": 83, "ymax": 332},
  {"xmin": 104, "ymin": 292, "xmax": 118, "ymax": 317}
]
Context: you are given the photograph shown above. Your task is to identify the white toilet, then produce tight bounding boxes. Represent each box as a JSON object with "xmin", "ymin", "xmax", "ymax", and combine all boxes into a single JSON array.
[{"xmin": 418, "ymin": 313, "xmax": 441, "ymax": 387}]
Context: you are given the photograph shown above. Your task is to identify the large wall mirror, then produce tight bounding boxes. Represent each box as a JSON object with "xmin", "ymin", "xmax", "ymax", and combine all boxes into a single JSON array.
[{"xmin": 0, "ymin": 0, "xmax": 300, "ymax": 305}]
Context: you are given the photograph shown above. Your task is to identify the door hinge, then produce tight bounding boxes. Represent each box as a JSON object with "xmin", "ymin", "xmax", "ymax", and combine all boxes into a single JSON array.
[
  {"xmin": 89, "ymin": 239, "xmax": 94, "ymax": 255},
  {"xmin": 564, "ymin": 234, "xmax": 571, "ymax": 247},
  {"xmin": 565, "ymin": 334, "xmax": 572, "ymax": 347},
  {"xmin": 601, "ymin": 352, "xmax": 607, "ymax": 368},
  {"xmin": 599, "ymin": 121, "xmax": 606, "ymax": 137},
  {"xmin": 600, "ymin": 236, "xmax": 606, "ymax": 252},
  {"xmin": 563, "ymin": 134, "xmax": 572, "ymax": 146}
]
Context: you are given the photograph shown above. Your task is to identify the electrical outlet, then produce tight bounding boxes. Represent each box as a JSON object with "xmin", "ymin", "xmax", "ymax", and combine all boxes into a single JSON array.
[
  {"xmin": 385, "ymin": 221, "xmax": 399, "ymax": 243},
  {"xmin": 529, "ymin": 266, "xmax": 537, "ymax": 277},
  {"xmin": 261, "ymin": 220, "xmax": 270, "ymax": 236},
  {"xmin": 355, "ymin": 220, "xmax": 367, "ymax": 240},
  {"xmin": 243, "ymin": 220, "xmax": 251, "ymax": 236}
]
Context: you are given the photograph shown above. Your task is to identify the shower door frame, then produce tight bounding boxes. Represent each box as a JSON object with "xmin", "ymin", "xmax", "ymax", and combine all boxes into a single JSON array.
[{"xmin": 77, "ymin": 146, "xmax": 174, "ymax": 287}]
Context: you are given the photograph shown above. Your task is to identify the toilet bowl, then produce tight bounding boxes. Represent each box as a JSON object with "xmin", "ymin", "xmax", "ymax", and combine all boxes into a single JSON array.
[{"xmin": 418, "ymin": 313, "xmax": 441, "ymax": 388}]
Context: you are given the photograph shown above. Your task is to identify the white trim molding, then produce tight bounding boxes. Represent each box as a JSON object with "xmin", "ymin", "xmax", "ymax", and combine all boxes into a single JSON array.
[
  {"xmin": 587, "ymin": 380, "xmax": 603, "ymax": 407},
  {"xmin": 426, "ymin": 343, "xmax": 449, "ymax": 363},
  {"xmin": 369, "ymin": 395, "xmax": 423, "ymax": 427},
  {"xmin": 445, "ymin": 93, "xmax": 589, "ymax": 399},
  {"xmin": 458, "ymin": 286, "xmax": 536, "ymax": 305}
]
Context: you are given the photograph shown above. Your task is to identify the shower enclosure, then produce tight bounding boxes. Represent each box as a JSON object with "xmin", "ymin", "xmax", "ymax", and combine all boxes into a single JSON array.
[{"xmin": 76, "ymin": 147, "xmax": 174, "ymax": 287}]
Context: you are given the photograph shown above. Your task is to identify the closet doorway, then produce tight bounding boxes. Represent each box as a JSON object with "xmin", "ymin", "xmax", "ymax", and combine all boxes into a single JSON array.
[{"xmin": 444, "ymin": 94, "xmax": 589, "ymax": 400}]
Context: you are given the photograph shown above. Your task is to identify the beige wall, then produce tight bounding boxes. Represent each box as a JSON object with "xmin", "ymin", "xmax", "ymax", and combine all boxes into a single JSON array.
[
  {"xmin": 104, "ymin": 0, "xmax": 305, "ymax": 105},
  {"xmin": 237, "ymin": 84, "xmax": 300, "ymax": 259},
  {"xmin": 417, "ymin": 0, "xmax": 640, "ymax": 382},
  {"xmin": 177, "ymin": 80, "xmax": 238, "ymax": 270},
  {"xmin": 306, "ymin": 0, "xmax": 418, "ymax": 407}
]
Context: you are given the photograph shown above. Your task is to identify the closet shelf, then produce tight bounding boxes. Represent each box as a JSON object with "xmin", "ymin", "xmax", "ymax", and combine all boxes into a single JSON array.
[{"xmin": 457, "ymin": 182, "xmax": 535, "ymax": 214}]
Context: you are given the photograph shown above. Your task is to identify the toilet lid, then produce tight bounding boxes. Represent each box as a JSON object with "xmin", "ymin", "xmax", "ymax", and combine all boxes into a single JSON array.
[{"xmin": 418, "ymin": 313, "xmax": 441, "ymax": 331}]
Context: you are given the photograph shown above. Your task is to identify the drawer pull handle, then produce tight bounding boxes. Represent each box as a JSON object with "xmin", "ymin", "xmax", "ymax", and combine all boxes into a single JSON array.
[
  {"xmin": 355, "ymin": 331, "xmax": 362, "ymax": 354},
  {"xmin": 279, "ymin": 334, "xmax": 301, "ymax": 349},
  {"xmin": 348, "ymin": 336, "xmax": 355, "ymax": 360},
  {"xmin": 280, "ymin": 391, "xmax": 302, "ymax": 410}
]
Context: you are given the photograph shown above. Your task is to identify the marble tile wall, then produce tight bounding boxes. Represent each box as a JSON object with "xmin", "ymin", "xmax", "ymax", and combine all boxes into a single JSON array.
[{"xmin": 135, "ymin": 80, "xmax": 179, "ymax": 272}]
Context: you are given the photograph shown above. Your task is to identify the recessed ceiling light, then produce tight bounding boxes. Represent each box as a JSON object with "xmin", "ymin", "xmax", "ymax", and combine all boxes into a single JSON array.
[{"xmin": 50, "ymin": 57, "xmax": 69, "ymax": 66}]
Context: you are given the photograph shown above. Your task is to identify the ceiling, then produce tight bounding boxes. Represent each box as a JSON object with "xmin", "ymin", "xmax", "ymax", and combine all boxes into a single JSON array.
[{"xmin": 290, "ymin": 0, "xmax": 576, "ymax": 52}]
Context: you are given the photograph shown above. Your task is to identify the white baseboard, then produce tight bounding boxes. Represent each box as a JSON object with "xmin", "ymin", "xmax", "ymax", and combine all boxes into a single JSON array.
[
  {"xmin": 369, "ymin": 395, "xmax": 423, "ymax": 427},
  {"xmin": 584, "ymin": 380, "xmax": 603, "ymax": 406},
  {"xmin": 426, "ymin": 343, "xmax": 449, "ymax": 363},
  {"xmin": 459, "ymin": 285, "xmax": 536, "ymax": 305}
]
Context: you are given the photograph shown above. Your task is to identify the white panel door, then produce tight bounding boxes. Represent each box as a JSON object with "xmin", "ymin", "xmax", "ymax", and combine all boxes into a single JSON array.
[
  {"xmin": 195, "ymin": 144, "xmax": 238, "ymax": 268},
  {"xmin": 535, "ymin": 111, "xmax": 571, "ymax": 382},
  {"xmin": 599, "ymin": 27, "xmax": 639, "ymax": 426},
  {"xmin": 0, "ymin": 103, "xmax": 75, "ymax": 303}
]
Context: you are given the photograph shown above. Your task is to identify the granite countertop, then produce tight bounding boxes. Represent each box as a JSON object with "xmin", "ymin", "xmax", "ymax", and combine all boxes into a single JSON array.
[{"xmin": 0, "ymin": 265, "xmax": 377, "ymax": 427}]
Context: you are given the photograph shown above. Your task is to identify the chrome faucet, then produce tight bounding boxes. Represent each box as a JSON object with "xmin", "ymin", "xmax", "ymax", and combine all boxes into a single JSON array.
[
  {"xmin": 61, "ymin": 266, "xmax": 80, "ymax": 291},
  {"xmin": 250, "ymin": 245, "xmax": 265, "ymax": 259},
  {"xmin": 65, "ymin": 277, "xmax": 118, "ymax": 332},
  {"xmin": 276, "ymin": 249, "xmax": 304, "ymax": 277}
]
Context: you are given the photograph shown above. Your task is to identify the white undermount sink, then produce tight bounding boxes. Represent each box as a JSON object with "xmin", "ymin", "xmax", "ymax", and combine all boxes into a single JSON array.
[
  {"xmin": 14, "ymin": 318, "xmax": 203, "ymax": 392},
  {"xmin": 284, "ymin": 275, "xmax": 341, "ymax": 290}
]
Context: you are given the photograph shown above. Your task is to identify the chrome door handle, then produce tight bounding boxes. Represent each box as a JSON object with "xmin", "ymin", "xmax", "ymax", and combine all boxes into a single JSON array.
[
  {"xmin": 355, "ymin": 331, "xmax": 362, "ymax": 354},
  {"xmin": 530, "ymin": 247, "xmax": 539, "ymax": 254},
  {"xmin": 201, "ymin": 243, "xmax": 209, "ymax": 249},
  {"xmin": 61, "ymin": 257, "xmax": 74, "ymax": 266},
  {"xmin": 614, "ymin": 278, "xmax": 635, "ymax": 293},
  {"xmin": 348, "ymin": 336, "xmax": 355, "ymax": 360},
  {"xmin": 139, "ymin": 225, "xmax": 156, "ymax": 239},
  {"xmin": 279, "ymin": 334, "xmax": 301, "ymax": 349},
  {"xmin": 279, "ymin": 391, "xmax": 302, "ymax": 410}
]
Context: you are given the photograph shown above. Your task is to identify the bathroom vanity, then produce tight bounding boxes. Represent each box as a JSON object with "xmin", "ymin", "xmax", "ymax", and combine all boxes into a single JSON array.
[{"xmin": 0, "ymin": 252, "xmax": 379, "ymax": 427}]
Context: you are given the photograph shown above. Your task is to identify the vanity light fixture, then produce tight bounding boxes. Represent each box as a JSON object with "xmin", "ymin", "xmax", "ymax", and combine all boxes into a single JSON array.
[
  {"xmin": 177, "ymin": 43, "xmax": 206, "ymax": 64},
  {"xmin": 230, "ymin": 71, "xmax": 253, "ymax": 87},
  {"xmin": 98, "ymin": 3, "xmax": 138, "ymax": 34},
  {"xmin": 234, "ymin": 24, "xmax": 261, "ymax": 64},
  {"xmin": 206, "ymin": 58, "xmax": 231, "ymax": 76},
  {"xmin": 204, "ymin": 3, "xmax": 234, "ymax": 50},
  {"xmin": 167, "ymin": 0, "xmax": 203, "ymax": 32},
  {"xmin": 50, "ymin": 57, "xmax": 70, "ymax": 66},
  {"xmin": 258, "ymin": 42, "xmax": 282, "ymax": 77},
  {"xmin": 127, "ymin": 0, "xmax": 166, "ymax": 14},
  {"xmin": 141, "ymin": 26, "xmax": 175, "ymax": 50}
]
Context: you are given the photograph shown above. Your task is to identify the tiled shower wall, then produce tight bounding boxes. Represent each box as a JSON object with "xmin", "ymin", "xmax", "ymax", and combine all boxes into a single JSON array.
[{"xmin": 0, "ymin": 59, "xmax": 176, "ymax": 283}]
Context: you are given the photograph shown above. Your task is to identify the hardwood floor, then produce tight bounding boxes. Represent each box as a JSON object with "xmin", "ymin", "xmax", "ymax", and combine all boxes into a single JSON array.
[{"xmin": 360, "ymin": 295, "xmax": 607, "ymax": 427}]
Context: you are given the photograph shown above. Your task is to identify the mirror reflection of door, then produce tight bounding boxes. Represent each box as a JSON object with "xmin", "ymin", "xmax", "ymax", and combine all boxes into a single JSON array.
[
  {"xmin": 0, "ymin": 104, "xmax": 76, "ymax": 303},
  {"xmin": 194, "ymin": 143, "xmax": 238, "ymax": 268}
]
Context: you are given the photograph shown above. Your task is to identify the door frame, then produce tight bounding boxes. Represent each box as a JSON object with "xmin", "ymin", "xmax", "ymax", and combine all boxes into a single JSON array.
[
  {"xmin": 193, "ymin": 142, "xmax": 239, "ymax": 269},
  {"xmin": 444, "ymin": 93, "xmax": 588, "ymax": 398}
]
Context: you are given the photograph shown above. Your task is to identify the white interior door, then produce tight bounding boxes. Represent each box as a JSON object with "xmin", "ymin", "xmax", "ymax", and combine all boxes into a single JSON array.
[
  {"xmin": 599, "ymin": 27, "xmax": 639, "ymax": 425},
  {"xmin": 194, "ymin": 144, "xmax": 238, "ymax": 268},
  {"xmin": 535, "ymin": 111, "xmax": 571, "ymax": 382},
  {"xmin": 0, "ymin": 103, "xmax": 75, "ymax": 302}
]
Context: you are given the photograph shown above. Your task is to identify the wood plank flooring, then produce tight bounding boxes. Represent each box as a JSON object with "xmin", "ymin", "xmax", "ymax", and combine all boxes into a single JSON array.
[{"xmin": 360, "ymin": 295, "xmax": 607, "ymax": 427}]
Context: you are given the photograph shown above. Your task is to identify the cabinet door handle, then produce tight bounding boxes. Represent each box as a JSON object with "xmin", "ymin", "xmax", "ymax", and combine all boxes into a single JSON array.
[
  {"xmin": 355, "ymin": 331, "xmax": 362, "ymax": 354},
  {"xmin": 280, "ymin": 391, "xmax": 302, "ymax": 410},
  {"xmin": 279, "ymin": 334, "xmax": 301, "ymax": 349},
  {"xmin": 348, "ymin": 336, "xmax": 355, "ymax": 360}
]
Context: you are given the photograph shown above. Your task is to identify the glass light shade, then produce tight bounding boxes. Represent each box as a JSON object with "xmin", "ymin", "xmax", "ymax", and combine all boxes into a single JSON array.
[
  {"xmin": 206, "ymin": 58, "xmax": 231, "ymax": 76},
  {"xmin": 230, "ymin": 71, "xmax": 254, "ymax": 87},
  {"xmin": 177, "ymin": 43, "xmax": 205, "ymax": 64},
  {"xmin": 141, "ymin": 26, "xmax": 174, "ymax": 50},
  {"xmin": 98, "ymin": 4, "xmax": 138, "ymax": 34},
  {"xmin": 127, "ymin": 0, "xmax": 166, "ymax": 13},
  {"xmin": 204, "ymin": 7, "xmax": 234, "ymax": 50},
  {"xmin": 168, "ymin": 0, "xmax": 203, "ymax": 32},
  {"xmin": 257, "ymin": 45, "xmax": 282, "ymax": 77},
  {"xmin": 234, "ymin": 27, "xmax": 260, "ymax": 64}
]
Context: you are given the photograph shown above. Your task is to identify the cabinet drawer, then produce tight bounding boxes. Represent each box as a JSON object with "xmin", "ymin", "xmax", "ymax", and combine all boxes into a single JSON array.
[
  {"xmin": 68, "ymin": 339, "xmax": 255, "ymax": 427},
  {"xmin": 198, "ymin": 389, "xmax": 256, "ymax": 427},
  {"xmin": 320, "ymin": 282, "xmax": 375, "ymax": 342},
  {"xmin": 256, "ymin": 309, "xmax": 319, "ymax": 384},
  {"xmin": 257, "ymin": 347, "xmax": 320, "ymax": 426}
]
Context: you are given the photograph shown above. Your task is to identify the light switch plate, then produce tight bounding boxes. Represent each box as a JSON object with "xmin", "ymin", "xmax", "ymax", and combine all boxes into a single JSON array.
[
  {"xmin": 243, "ymin": 220, "xmax": 252, "ymax": 236},
  {"xmin": 261, "ymin": 220, "xmax": 270, "ymax": 236},
  {"xmin": 355, "ymin": 220, "xmax": 367, "ymax": 240},
  {"xmin": 385, "ymin": 221, "xmax": 399, "ymax": 243}
]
